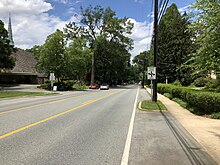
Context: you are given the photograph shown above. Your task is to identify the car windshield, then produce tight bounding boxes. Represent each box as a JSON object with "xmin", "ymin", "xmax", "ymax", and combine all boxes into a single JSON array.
[{"xmin": 102, "ymin": 83, "xmax": 108, "ymax": 86}]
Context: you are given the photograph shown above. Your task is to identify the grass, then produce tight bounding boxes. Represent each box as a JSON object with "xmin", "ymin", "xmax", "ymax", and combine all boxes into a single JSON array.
[
  {"xmin": 0, "ymin": 90, "xmax": 55, "ymax": 99},
  {"xmin": 141, "ymin": 100, "xmax": 167, "ymax": 110}
]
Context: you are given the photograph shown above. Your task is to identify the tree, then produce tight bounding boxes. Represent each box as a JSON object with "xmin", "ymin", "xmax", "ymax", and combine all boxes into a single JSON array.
[
  {"xmin": 64, "ymin": 5, "xmax": 133, "ymax": 85},
  {"xmin": 133, "ymin": 51, "xmax": 150, "ymax": 87},
  {"xmin": 156, "ymin": 3, "xmax": 193, "ymax": 84},
  {"xmin": 0, "ymin": 20, "xmax": 15, "ymax": 71},
  {"xmin": 94, "ymin": 36, "xmax": 131, "ymax": 85},
  {"xmin": 65, "ymin": 38, "xmax": 92, "ymax": 81},
  {"xmin": 190, "ymin": 0, "xmax": 220, "ymax": 74},
  {"xmin": 38, "ymin": 29, "xmax": 67, "ymax": 81}
]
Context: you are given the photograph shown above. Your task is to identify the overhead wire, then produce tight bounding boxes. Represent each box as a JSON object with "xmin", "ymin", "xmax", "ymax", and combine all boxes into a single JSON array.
[{"xmin": 158, "ymin": 0, "xmax": 170, "ymax": 22}]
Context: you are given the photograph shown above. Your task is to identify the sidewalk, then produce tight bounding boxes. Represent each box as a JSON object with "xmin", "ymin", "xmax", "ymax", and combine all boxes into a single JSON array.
[{"xmin": 146, "ymin": 88, "xmax": 220, "ymax": 164}]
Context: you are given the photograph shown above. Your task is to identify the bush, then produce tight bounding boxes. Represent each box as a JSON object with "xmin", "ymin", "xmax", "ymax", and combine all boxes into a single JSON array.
[
  {"xmin": 158, "ymin": 84, "xmax": 220, "ymax": 117},
  {"xmin": 163, "ymin": 93, "xmax": 173, "ymax": 99},
  {"xmin": 205, "ymin": 79, "xmax": 220, "ymax": 92},
  {"xmin": 172, "ymin": 80, "xmax": 182, "ymax": 86},
  {"xmin": 211, "ymin": 112, "xmax": 220, "ymax": 119},
  {"xmin": 193, "ymin": 77, "xmax": 210, "ymax": 87},
  {"xmin": 72, "ymin": 85, "xmax": 88, "ymax": 90}
]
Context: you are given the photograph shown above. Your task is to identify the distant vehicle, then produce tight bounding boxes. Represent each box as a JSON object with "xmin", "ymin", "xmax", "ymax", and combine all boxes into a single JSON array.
[
  {"xmin": 100, "ymin": 83, "xmax": 109, "ymax": 90},
  {"xmin": 89, "ymin": 83, "xmax": 99, "ymax": 89}
]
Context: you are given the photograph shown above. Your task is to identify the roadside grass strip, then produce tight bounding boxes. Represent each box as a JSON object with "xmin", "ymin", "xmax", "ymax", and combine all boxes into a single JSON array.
[
  {"xmin": 139, "ymin": 100, "xmax": 167, "ymax": 111},
  {"xmin": 0, "ymin": 90, "xmax": 55, "ymax": 99}
]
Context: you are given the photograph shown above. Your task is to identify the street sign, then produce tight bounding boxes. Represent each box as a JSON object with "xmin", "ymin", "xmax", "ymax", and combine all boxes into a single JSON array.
[
  {"xmin": 49, "ymin": 73, "xmax": 55, "ymax": 81},
  {"xmin": 147, "ymin": 67, "xmax": 156, "ymax": 80}
]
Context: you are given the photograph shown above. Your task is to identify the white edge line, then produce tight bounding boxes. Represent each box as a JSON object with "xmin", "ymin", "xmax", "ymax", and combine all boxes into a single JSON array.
[{"xmin": 120, "ymin": 87, "xmax": 139, "ymax": 165}]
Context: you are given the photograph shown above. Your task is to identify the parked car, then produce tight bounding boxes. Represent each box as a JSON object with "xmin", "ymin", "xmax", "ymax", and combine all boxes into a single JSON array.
[
  {"xmin": 100, "ymin": 83, "xmax": 109, "ymax": 90},
  {"xmin": 89, "ymin": 83, "xmax": 99, "ymax": 89}
]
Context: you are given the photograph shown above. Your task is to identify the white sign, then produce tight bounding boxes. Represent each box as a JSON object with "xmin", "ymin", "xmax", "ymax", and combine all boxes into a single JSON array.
[
  {"xmin": 53, "ymin": 86, "xmax": 57, "ymax": 91},
  {"xmin": 147, "ymin": 67, "xmax": 156, "ymax": 80},
  {"xmin": 49, "ymin": 73, "xmax": 55, "ymax": 81}
]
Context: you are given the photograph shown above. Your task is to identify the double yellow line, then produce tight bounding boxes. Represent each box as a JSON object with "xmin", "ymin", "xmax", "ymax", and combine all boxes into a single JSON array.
[
  {"xmin": 0, "ymin": 93, "xmax": 93, "ymax": 116},
  {"xmin": 0, "ymin": 91, "xmax": 118, "ymax": 139}
]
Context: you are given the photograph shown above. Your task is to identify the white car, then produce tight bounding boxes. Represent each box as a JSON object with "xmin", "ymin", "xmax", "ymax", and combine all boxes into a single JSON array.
[{"xmin": 100, "ymin": 83, "xmax": 109, "ymax": 90}]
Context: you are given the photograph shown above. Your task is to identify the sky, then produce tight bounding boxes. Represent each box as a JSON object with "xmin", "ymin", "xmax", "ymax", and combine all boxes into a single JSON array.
[{"xmin": 0, "ymin": 0, "xmax": 195, "ymax": 57}]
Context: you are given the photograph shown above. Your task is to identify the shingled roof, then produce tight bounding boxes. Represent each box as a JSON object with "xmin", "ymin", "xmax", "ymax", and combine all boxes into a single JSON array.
[{"xmin": 11, "ymin": 48, "xmax": 37, "ymax": 73}]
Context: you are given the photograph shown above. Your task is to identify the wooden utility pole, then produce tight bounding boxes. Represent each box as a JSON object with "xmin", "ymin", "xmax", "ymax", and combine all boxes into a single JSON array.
[{"xmin": 153, "ymin": 0, "xmax": 158, "ymax": 102}]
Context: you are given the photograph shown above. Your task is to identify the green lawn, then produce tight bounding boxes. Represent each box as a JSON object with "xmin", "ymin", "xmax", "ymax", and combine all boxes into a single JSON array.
[
  {"xmin": 0, "ymin": 90, "xmax": 55, "ymax": 99},
  {"xmin": 141, "ymin": 100, "xmax": 167, "ymax": 110}
]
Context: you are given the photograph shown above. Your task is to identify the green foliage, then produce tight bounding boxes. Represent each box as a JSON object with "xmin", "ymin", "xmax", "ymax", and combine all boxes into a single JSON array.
[
  {"xmin": 0, "ymin": 20, "xmax": 15, "ymax": 71},
  {"xmin": 172, "ymin": 97, "xmax": 188, "ymax": 109},
  {"xmin": 193, "ymin": 77, "xmax": 210, "ymax": 87},
  {"xmin": 163, "ymin": 93, "xmax": 173, "ymax": 99},
  {"xmin": 172, "ymin": 80, "xmax": 182, "ymax": 86},
  {"xmin": 158, "ymin": 84, "xmax": 220, "ymax": 117},
  {"xmin": 190, "ymin": 0, "xmax": 220, "ymax": 72},
  {"xmin": 132, "ymin": 51, "xmax": 150, "ymax": 87},
  {"xmin": 72, "ymin": 85, "xmax": 88, "ymax": 90},
  {"xmin": 156, "ymin": 4, "xmax": 194, "ymax": 84},
  {"xmin": 64, "ymin": 5, "xmax": 134, "ymax": 84},
  {"xmin": 38, "ymin": 29, "xmax": 67, "ymax": 81},
  {"xmin": 141, "ymin": 100, "xmax": 167, "ymax": 110},
  {"xmin": 205, "ymin": 79, "xmax": 220, "ymax": 92},
  {"xmin": 65, "ymin": 38, "xmax": 92, "ymax": 81},
  {"xmin": 211, "ymin": 112, "xmax": 220, "ymax": 119}
]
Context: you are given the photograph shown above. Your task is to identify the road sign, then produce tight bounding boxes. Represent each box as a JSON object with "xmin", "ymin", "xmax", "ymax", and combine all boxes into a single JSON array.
[
  {"xmin": 147, "ymin": 67, "xmax": 156, "ymax": 80},
  {"xmin": 49, "ymin": 73, "xmax": 55, "ymax": 81}
]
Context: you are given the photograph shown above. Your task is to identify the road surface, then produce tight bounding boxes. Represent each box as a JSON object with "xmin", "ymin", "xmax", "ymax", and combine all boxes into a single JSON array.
[{"xmin": 0, "ymin": 85, "xmax": 216, "ymax": 164}]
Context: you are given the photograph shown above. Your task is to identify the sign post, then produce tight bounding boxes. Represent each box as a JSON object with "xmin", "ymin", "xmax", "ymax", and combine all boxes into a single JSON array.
[
  {"xmin": 49, "ymin": 73, "xmax": 55, "ymax": 91},
  {"xmin": 147, "ymin": 67, "xmax": 156, "ymax": 101}
]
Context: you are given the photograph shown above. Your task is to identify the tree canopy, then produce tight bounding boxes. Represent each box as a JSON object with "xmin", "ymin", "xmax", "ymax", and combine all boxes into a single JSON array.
[
  {"xmin": 190, "ymin": 0, "xmax": 220, "ymax": 73},
  {"xmin": 0, "ymin": 20, "xmax": 15, "ymax": 71},
  {"xmin": 156, "ymin": 3, "xmax": 193, "ymax": 84}
]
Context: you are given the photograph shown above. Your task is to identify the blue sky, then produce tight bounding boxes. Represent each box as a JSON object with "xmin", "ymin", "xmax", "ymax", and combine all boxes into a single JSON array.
[
  {"xmin": 46, "ymin": 0, "xmax": 195, "ymax": 22},
  {"xmin": 0, "ymin": 0, "xmax": 195, "ymax": 56}
]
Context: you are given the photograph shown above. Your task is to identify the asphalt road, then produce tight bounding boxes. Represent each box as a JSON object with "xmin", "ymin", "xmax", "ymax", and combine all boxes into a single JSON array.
[{"xmin": 0, "ymin": 85, "xmax": 216, "ymax": 165}]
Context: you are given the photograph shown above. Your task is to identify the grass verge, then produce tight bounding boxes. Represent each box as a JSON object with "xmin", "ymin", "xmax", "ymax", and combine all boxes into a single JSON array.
[
  {"xmin": 0, "ymin": 90, "xmax": 55, "ymax": 99},
  {"xmin": 141, "ymin": 100, "xmax": 167, "ymax": 111}
]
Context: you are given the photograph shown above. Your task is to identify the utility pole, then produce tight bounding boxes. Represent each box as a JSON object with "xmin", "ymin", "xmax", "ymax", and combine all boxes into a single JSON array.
[{"xmin": 153, "ymin": 0, "xmax": 158, "ymax": 102}]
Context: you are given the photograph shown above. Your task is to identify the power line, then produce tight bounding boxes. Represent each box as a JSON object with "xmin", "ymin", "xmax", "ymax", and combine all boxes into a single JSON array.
[{"xmin": 158, "ymin": 0, "xmax": 169, "ymax": 21}]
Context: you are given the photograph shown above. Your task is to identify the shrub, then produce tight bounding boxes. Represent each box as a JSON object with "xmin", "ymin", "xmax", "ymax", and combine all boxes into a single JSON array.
[
  {"xmin": 193, "ymin": 77, "xmax": 210, "ymax": 87},
  {"xmin": 158, "ymin": 84, "xmax": 220, "ymax": 117},
  {"xmin": 211, "ymin": 112, "xmax": 220, "ymax": 119},
  {"xmin": 172, "ymin": 80, "xmax": 182, "ymax": 86},
  {"xmin": 72, "ymin": 85, "xmax": 88, "ymax": 90},
  {"xmin": 163, "ymin": 93, "xmax": 173, "ymax": 99},
  {"xmin": 205, "ymin": 79, "xmax": 220, "ymax": 92}
]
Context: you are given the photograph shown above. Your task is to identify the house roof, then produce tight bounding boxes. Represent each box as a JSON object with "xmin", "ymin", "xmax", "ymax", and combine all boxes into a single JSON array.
[{"xmin": 11, "ymin": 48, "xmax": 37, "ymax": 73}]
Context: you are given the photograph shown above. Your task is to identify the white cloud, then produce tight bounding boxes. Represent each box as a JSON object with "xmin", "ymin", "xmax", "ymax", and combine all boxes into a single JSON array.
[
  {"xmin": 0, "ymin": 0, "xmax": 80, "ymax": 49},
  {"xmin": 179, "ymin": 5, "xmax": 192, "ymax": 14},
  {"xmin": 128, "ymin": 18, "xmax": 153, "ymax": 58},
  {"xmin": 134, "ymin": 0, "xmax": 144, "ymax": 4}
]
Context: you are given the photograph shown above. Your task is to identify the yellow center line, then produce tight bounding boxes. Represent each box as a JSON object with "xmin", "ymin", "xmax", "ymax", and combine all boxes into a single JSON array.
[
  {"xmin": 0, "ymin": 92, "xmax": 95, "ymax": 116},
  {"xmin": 0, "ymin": 91, "xmax": 121, "ymax": 139}
]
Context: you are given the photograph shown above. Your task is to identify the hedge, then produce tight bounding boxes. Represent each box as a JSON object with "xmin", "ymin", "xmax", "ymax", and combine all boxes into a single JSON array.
[{"xmin": 158, "ymin": 84, "xmax": 220, "ymax": 115}]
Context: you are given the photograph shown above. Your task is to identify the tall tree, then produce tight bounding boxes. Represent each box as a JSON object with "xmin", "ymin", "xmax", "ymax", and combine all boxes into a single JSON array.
[
  {"xmin": 190, "ymin": 0, "xmax": 220, "ymax": 74},
  {"xmin": 38, "ymin": 29, "xmax": 67, "ymax": 81},
  {"xmin": 64, "ymin": 5, "xmax": 133, "ymax": 85},
  {"xmin": 156, "ymin": 3, "xmax": 193, "ymax": 84},
  {"xmin": 65, "ymin": 38, "xmax": 92, "ymax": 81},
  {"xmin": 0, "ymin": 20, "xmax": 15, "ymax": 71},
  {"xmin": 133, "ymin": 51, "xmax": 150, "ymax": 87},
  {"xmin": 94, "ymin": 36, "xmax": 131, "ymax": 85}
]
